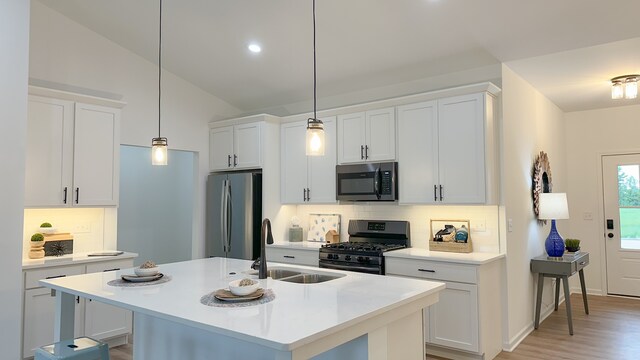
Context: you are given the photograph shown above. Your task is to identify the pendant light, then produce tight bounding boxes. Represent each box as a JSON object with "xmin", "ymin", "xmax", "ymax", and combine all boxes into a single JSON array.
[
  {"xmin": 152, "ymin": 0, "xmax": 168, "ymax": 165},
  {"xmin": 306, "ymin": 0, "xmax": 325, "ymax": 156}
]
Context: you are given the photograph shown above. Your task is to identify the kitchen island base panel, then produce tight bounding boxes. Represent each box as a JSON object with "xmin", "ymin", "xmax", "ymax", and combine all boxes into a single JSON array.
[{"xmin": 132, "ymin": 307, "xmax": 427, "ymax": 360}]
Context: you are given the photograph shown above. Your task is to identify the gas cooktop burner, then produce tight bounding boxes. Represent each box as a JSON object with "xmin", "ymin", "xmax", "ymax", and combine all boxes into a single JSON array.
[{"xmin": 322, "ymin": 242, "xmax": 406, "ymax": 252}]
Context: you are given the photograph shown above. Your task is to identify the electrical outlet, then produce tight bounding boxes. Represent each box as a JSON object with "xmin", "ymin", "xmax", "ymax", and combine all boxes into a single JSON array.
[
  {"xmin": 472, "ymin": 219, "xmax": 486, "ymax": 232},
  {"xmin": 73, "ymin": 224, "xmax": 91, "ymax": 234},
  {"xmin": 583, "ymin": 212, "xmax": 593, "ymax": 220},
  {"xmin": 508, "ymin": 219, "xmax": 513, "ymax": 232}
]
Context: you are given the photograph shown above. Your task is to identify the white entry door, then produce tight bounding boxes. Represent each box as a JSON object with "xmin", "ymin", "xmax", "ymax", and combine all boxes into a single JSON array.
[{"xmin": 603, "ymin": 154, "xmax": 640, "ymax": 297}]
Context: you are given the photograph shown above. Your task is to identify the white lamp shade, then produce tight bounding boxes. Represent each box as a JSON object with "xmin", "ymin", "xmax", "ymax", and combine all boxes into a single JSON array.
[
  {"xmin": 625, "ymin": 79, "xmax": 638, "ymax": 99},
  {"xmin": 538, "ymin": 192, "xmax": 569, "ymax": 220},
  {"xmin": 612, "ymin": 81, "xmax": 624, "ymax": 99},
  {"xmin": 306, "ymin": 127, "xmax": 325, "ymax": 156}
]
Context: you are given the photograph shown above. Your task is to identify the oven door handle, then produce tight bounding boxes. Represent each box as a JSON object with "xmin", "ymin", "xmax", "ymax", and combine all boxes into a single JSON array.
[
  {"xmin": 374, "ymin": 167, "xmax": 382, "ymax": 200},
  {"xmin": 319, "ymin": 262, "xmax": 381, "ymax": 274}
]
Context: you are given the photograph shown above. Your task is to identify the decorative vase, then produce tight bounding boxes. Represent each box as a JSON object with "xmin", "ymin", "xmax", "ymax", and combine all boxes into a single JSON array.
[
  {"xmin": 545, "ymin": 219, "xmax": 565, "ymax": 257},
  {"xmin": 28, "ymin": 241, "xmax": 45, "ymax": 259}
]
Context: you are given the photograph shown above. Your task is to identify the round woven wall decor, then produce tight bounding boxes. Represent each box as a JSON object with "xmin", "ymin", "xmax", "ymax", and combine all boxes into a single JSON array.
[{"xmin": 532, "ymin": 151, "xmax": 552, "ymax": 225}]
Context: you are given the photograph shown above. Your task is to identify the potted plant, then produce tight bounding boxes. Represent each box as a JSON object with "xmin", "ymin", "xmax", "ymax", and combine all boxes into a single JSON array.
[
  {"xmin": 565, "ymin": 238, "xmax": 581, "ymax": 253},
  {"xmin": 29, "ymin": 233, "xmax": 45, "ymax": 259},
  {"xmin": 39, "ymin": 222, "xmax": 56, "ymax": 234}
]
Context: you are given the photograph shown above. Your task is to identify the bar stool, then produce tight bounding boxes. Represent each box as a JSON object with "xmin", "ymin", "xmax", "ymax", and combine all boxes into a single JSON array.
[{"xmin": 35, "ymin": 337, "xmax": 110, "ymax": 360}]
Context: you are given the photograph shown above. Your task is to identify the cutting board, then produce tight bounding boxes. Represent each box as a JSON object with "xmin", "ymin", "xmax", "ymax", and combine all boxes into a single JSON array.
[{"xmin": 307, "ymin": 214, "xmax": 340, "ymax": 242}]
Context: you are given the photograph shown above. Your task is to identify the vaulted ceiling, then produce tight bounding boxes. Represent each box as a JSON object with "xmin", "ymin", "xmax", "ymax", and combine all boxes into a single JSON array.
[{"xmin": 36, "ymin": 0, "xmax": 640, "ymax": 115}]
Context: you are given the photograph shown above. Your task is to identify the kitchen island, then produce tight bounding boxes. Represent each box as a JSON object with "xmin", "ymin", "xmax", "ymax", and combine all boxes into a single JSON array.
[{"xmin": 40, "ymin": 257, "xmax": 444, "ymax": 360}]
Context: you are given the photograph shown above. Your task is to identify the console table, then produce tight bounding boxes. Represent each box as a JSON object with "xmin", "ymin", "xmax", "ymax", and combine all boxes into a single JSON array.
[{"xmin": 530, "ymin": 252, "xmax": 589, "ymax": 335}]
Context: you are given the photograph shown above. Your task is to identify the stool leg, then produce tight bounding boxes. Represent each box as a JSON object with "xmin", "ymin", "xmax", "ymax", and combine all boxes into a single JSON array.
[
  {"xmin": 554, "ymin": 277, "xmax": 560, "ymax": 311},
  {"xmin": 534, "ymin": 273, "xmax": 544, "ymax": 329},
  {"xmin": 562, "ymin": 275, "xmax": 573, "ymax": 335},
  {"xmin": 579, "ymin": 269, "xmax": 589, "ymax": 314}
]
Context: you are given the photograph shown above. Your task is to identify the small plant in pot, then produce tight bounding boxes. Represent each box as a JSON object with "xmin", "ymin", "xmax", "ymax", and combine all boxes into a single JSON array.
[
  {"xmin": 30, "ymin": 233, "xmax": 44, "ymax": 243},
  {"xmin": 565, "ymin": 238, "xmax": 581, "ymax": 252},
  {"xmin": 39, "ymin": 222, "xmax": 56, "ymax": 234}
]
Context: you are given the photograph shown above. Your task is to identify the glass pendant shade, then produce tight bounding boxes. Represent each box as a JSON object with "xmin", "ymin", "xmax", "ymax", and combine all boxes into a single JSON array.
[
  {"xmin": 306, "ymin": 119, "xmax": 325, "ymax": 156},
  {"xmin": 152, "ymin": 137, "xmax": 168, "ymax": 166},
  {"xmin": 624, "ymin": 78, "xmax": 638, "ymax": 99},
  {"xmin": 611, "ymin": 81, "xmax": 624, "ymax": 99}
]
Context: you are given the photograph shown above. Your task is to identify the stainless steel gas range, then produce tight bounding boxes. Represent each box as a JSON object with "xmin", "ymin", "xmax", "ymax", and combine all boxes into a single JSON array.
[{"xmin": 319, "ymin": 220, "xmax": 410, "ymax": 275}]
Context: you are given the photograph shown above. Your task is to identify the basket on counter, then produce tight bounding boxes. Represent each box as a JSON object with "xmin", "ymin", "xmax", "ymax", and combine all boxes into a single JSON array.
[{"xmin": 429, "ymin": 219, "xmax": 473, "ymax": 253}]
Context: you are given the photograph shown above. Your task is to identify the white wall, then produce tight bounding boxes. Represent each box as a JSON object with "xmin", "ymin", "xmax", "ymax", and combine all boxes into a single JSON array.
[
  {"xmin": 0, "ymin": 0, "xmax": 29, "ymax": 357},
  {"xmin": 565, "ymin": 104, "xmax": 640, "ymax": 295},
  {"xmin": 500, "ymin": 65, "xmax": 568, "ymax": 350},
  {"xmin": 29, "ymin": 2, "xmax": 242, "ymax": 258}
]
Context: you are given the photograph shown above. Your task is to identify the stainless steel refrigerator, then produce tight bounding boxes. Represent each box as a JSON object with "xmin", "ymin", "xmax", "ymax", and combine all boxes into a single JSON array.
[{"xmin": 206, "ymin": 171, "xmax": 262, "ymax": 259}]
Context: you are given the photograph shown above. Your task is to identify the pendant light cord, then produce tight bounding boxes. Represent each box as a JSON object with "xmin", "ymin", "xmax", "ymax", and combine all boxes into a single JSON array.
[
  {"xmin": 312, "ymin": 0, "xmax": 316, "ymax": 120},
  {"xmin": 158, "ymin": 0, "xmax": 163, "ymax": 138}
]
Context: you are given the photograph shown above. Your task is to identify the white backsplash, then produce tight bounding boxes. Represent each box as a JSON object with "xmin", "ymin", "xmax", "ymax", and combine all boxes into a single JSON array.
[
  {"xmin": 290, "ymin": 204, "xmax": 501, "ymax": 253},
  {"xmin": 23, "ymin": 208, "xmax": 109, "ymax": 259}
]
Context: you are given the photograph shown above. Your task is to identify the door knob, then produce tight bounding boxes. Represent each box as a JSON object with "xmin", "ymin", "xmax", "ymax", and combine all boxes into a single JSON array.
[{"xmin": 607, "ymin": 233, "xmax": 614, "ymax": 238}]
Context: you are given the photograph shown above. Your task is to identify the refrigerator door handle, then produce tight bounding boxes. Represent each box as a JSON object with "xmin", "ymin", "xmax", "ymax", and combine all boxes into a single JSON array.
[
  {"xmin": 220, "ymin": 180, "xmax": 228, "ymax": 252},
  {"xmin": 226, "ymin": 181, "xmax": 233, "ymax": 253}
]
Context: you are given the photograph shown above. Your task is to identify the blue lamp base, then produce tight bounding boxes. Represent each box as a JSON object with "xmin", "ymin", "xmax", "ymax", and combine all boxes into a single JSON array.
[{"xmin": 545, "ymin": 219, "xmax": 565, "ymax": 257}]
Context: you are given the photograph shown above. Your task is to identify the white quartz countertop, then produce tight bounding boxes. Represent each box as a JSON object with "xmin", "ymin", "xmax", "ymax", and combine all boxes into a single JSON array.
[
  {"xmin": 39, "ymin": 257, "xmax": 444, "ymax": 351},
  {"xmin": 384, "ymin": 248, "xmax": 504, "ymax": 265},
  {"xmin": 267, "ymin": 241, "xmax": 324, "ymax": 250},
  {"xmin": 23, "ymin": 251, "xmax": 138, "ymax": 270}
]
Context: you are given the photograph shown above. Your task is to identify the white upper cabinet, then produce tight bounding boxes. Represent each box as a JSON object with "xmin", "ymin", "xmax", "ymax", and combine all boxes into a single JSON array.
[
  {"xmin": 281, "ymin": 117, "xmax": 336, "ymax": 204},
  {"xmin": 209, "ymin": 122, "xmax": 262, "ymax": 171},
  {"xmin": 398, "ymin": 92, "xmax": 492, "ymax": 204},
  {"xmin": 337, "ymin": 107, "xmax": 395, "ymax": 164},
  {"xmin": 25, "ymin": 95, "xmax": 121, "ymax": 207}
]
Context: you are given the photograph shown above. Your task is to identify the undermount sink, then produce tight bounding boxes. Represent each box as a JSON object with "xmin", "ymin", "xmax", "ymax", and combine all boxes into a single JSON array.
[
  {"xmin": 261, "ymin": 267, "xmax": 345, "ymax": 284},
  {"xmin": 266, "ymin": 269, "xmax": 302, "ymax": 279},
  {"xmin": 278, "ymin": 273, "xmax": 344, "ymax": 284}
]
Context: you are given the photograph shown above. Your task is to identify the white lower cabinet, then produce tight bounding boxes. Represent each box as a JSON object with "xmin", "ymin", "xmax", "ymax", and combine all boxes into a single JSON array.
[
  {"xmin": 386, "ymin": 256, "xmax": 502, "ymax": 360},
  {"xmin": 266, "ymin": 246, "xmax": 319, "ymax": 267},
  {"xmin": 22, "ymin": 258, "xmax": 134, "ymax": 359}
]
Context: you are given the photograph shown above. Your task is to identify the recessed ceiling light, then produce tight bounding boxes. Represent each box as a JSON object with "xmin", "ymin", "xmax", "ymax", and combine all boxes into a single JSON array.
[{"xmin": 248, "ymin": 43, "xmax": 261, "ymax": 53}]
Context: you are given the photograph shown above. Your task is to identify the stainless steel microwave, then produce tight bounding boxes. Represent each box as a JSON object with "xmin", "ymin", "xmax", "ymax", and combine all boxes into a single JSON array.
[{"xmin": 336, "ymin": 162, "xmax": 398, "ymax": 201}]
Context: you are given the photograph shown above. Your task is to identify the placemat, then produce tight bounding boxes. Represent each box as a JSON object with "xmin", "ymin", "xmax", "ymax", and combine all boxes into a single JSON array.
[
  {"xmin": 107, "ymin": 274, "xmax": 172, "ymax": 287},
  {"xmin": 200, "ymin": 289, "xmax": 275, "ymax": 308}
]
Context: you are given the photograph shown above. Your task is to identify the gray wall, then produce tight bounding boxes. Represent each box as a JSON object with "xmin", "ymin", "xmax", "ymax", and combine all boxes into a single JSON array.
[{"xmin": 118, "ymin": 145, "xmax": 194, "ymax": 266}]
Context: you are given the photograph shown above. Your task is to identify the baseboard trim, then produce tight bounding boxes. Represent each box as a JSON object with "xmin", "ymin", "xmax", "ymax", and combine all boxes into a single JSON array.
[{"xmin": 426, "ymin": 344, "xmax": 483, "ymax": 360}]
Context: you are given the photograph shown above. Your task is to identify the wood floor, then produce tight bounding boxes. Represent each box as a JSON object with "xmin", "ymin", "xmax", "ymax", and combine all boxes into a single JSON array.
[{"xmin": 110, "ymin": 294, "xmax": 640, "ymax": 360}]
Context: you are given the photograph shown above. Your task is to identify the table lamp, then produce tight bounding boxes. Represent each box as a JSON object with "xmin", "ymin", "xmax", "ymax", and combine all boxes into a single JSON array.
[{"xmin": 538, "ymin": 193, "xmax": 570, "ymax": 257}]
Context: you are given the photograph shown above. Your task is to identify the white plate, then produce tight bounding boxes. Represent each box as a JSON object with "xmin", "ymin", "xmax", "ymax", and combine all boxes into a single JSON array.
[{"xmin": 121, "ymin": 273, "xmax": 164, "ymax": 282}]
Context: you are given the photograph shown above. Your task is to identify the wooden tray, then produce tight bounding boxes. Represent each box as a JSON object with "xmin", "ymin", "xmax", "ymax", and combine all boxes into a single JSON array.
[{"xmin": 429, "ymin": 240, "xmax": 473, "ymax": 253}]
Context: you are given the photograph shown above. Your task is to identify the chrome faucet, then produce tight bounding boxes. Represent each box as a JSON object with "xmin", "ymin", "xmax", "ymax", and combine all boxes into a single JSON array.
[{"xmin": 254, "ymin": 218, "xmax": 274, "ymax": 279}]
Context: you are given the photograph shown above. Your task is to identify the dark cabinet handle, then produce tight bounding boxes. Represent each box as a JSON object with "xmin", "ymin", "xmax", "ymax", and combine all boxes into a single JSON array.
[
  {"xmin": 63, "ymin": 187, "xmax": 68, "ymax": 204},
  {"xmin": 439, "ymin": 185, "xmax": 443, "ymax": 201},
  {"xmin": 46, "ymin": 274, "xmax": 66, "ymax": 279},
  {"xmin": 283, "ymin": 255, "xmax": 295, "ymax": 259},
  {"xmin": 103, "ymin": 268, "xmax": 120, "ymax": 272},
  {"xmin": 307, "ymin": 188, "xmax": 310, "ymax": 202},
  {"xmin": 418, "ymin": 268, "xmax": 436, "ymax": 273},
  {"xmin": 303, "ymin": 188, "xmax": 307, "ymax": 202},
  {"xmin": 75, "ymin": 187, "xmax": 79, "ymax": 204},
  {"xmin": 76, "ymin": 296, "xmax": 80, "ymax": 304},
  {"xmin": 434, "ymin": 185, "xmax": 437, "ymax": 201},
  {"xmin": 360, "ymin": 145, "xmax": 364, "ymax": 160},
  {"xmin": 365, "ymin": 145, "xmax": 369, "ymax": 159},
  {"xmin": 233, "ymin": 154, "xmax": 238, "ymax": 167},
  {"xmin": 228, "ymin": 155, "xmax": 231, "ymax": 167}
]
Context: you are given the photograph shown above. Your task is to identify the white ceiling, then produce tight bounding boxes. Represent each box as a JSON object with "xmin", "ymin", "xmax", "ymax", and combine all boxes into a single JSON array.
[{"xmin": 36, "ymin": 0, "xmax": 640, "ymax": 115}]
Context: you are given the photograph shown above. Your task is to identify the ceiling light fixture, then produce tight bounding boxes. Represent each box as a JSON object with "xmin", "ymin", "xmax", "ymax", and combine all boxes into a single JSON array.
[
  {"xmin": 248, "ymin": 43, "xmax": 262, "ymax": 53},
  {"xmin": 306, "ymin": 0, "xmax": 325, "ymax": 156},
  {"xmin": 152, "ymin": 0, "xmax": 168, "ymax": 166},
  {"xmin": 611, "ymin": 75, "xmax": 639, "ymax": 100}
]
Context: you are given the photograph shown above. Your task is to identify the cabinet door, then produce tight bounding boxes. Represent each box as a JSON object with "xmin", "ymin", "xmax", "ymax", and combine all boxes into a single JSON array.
[
  {"xmin": 233, "ymin": 122, "xmax": 262, "ymax": 169},
  {"xmin": 73, "ymin": 103, "xmax": 120, "ymax": 206},
  {"xmin": 428, "ymin": 282, "xmax": 479, "ymax": 353},
  {"xmin": 23, "ymin": 288, "xmax": 83, "ymax": 359},
  {"xmin": 24, "ymin": 96, "xmax": 74, "ymax": 207},
  {"xmin": 437, "ymin": 94, "xmax": 486, "ymax": 204},
  {"xmin": 397, "ymin": 101, "xmax": 439, "ymax": 204},
  {"xmin": 281, "ymin": 121, "xmax": 308, "ymax": 204},
  {"xmin": 209, "ymin": 126, "xmax": 234, "ymax": 171},
  {"xmin": 308, "ymin": 117, "xmax": 337, "ymax": 203},
  {"xmin": 337, "ymin": 112, "xmax": 366, "ymax": 164},
  {"xmin": 366, "ymin": 107, "xmax": 396, "ymax": 161}
]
